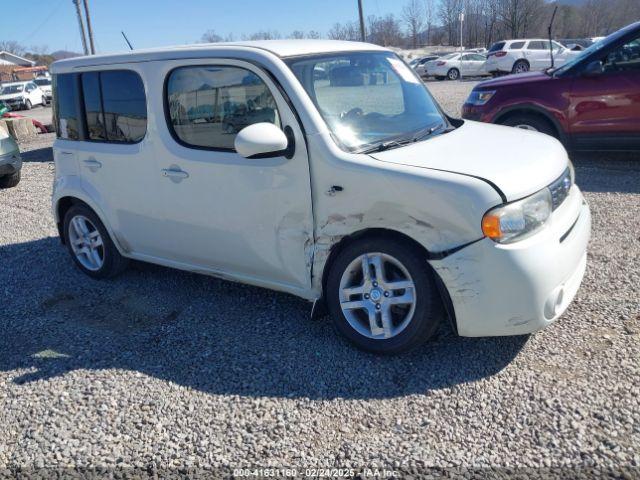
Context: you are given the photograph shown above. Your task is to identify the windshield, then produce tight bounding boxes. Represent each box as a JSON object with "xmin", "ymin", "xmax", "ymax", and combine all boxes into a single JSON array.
[
  {"xmin": 0, "ymin": 84, "xmax": 24, "ymax": 94},
  {"xmin": 34, "ymin": 78, "xmax": 51, "ymax": 86},
  {"xmin": 286, "ymin": 52, "xmax": 446, "ymax": 152}
]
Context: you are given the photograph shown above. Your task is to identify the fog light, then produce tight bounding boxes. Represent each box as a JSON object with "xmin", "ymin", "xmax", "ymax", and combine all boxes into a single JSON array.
[{"xmin": 544, "ymin": 287, "xmax": 565, "ymax": 320}]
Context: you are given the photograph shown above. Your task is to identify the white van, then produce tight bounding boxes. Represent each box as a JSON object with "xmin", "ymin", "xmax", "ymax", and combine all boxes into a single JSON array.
[{"xmin": 51, "ymin": 41, "xmax": 590, "ymax": 354}]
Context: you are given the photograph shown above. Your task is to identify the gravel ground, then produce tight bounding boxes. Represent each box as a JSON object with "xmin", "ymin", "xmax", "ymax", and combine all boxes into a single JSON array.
[{"xmin": 1, "ymin": 82, "xmax": 639, "ymax": 477}]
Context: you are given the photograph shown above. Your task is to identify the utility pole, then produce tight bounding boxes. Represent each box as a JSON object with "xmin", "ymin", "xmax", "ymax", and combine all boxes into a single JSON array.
[
  {"xmin": 72, "ymin": 0, "xmax": 89, "ymax": 55},
  {"xmin": 82, "ymin": 0, "xmax": 96, "ymax": 54},
  {"xmin": 459, "ymin": 11, "xmax": 464, "ymax": 81},
  {"xmin": 357, "ymin": 0, "xmax": 366, "ymax": 42}
]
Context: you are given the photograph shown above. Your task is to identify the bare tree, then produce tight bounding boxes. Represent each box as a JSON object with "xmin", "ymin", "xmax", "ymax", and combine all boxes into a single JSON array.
[
  {"xmin": 0, "ymin": 41, "xmax": 26, "ymax": 56},
  {"xmin": 328, "ymin": 22, "xmax": 360, "ymax": 41},
  {"xmin": 367, "ymin": 14, "xmax": 403, "ymax": 46},
  {"xmin": 288, "ymin": 30, "xmax": 306, "ymax": 39},
  {"xmin": 439, "ymin": 0, "xmax": 463, "ymax": 46},
  {"xmin": 424, "ymin": 0, "xmax": 436, "ymax": 45},
  {"xmin": 244, "ymin": 30, "xmax": 281, "ymax": 40},
  {"xmin": 307, "ymin": 30, "xmax": 322, "ymax": 39},
  {"xmin": 200, "ymin": 30, "xmax": 222, "ymax": 43},
  {"xmin": 403, "ymin": 0, "xmax": 425, "ymax": 48}
]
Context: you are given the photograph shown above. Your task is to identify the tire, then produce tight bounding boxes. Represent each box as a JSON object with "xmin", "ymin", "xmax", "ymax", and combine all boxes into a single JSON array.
[
  {"xmin": 512, "ymin": 60, "xmax": 530, "ymax": 74},
  {"xmin": 447, "ymin": 68, "xmax": 460, "ymax": 81},
  {"xmin": 63, "ymin": 204, "xmax": 129, "ymax": 279},
  {"xmin": 326, "ymin": 235, "xmax": 444, "ymax": 354},
  {"xmin": 499, "ymin": 114, "xmax": 557, "ymax": 138},
  {"xmin": 0, "ymin": 170, "xmax": 20, "ymax": 188},
  {"xmin": 42, "ymin": 96, "xmax": 47, "ymax": 106},
  {"xmin": 24, "ymin": 99, "xmax": 32, "ymax": 110}
]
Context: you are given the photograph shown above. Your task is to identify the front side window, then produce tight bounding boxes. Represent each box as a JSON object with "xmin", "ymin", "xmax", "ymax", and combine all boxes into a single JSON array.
[
  {"xmin": 53, "ymin": 74, "xmax": 80, "ymax": 140},
  {"xmin": 166, "ymin": 66, "xmax": 280, "ymax": 150},
  {"xmin": 286, "ymin": 51, "xmax": 446, "ymax": 152},
  {"xmin": 604, "ymin": 35, "xmax": 640, "ymax": 72}
]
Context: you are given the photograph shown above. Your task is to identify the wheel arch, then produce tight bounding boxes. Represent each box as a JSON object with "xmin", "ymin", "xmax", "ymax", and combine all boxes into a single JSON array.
[
  {"xmin": 317, "ymin": 227, "xmax": 458, "ymax": 334},
  {"xmin": 493, "ymin": 104, "xmax": 567, "ymax": 145},
  {"xmin": 55, "ymin": 195, "xmax": 127, "ymax": 255}
]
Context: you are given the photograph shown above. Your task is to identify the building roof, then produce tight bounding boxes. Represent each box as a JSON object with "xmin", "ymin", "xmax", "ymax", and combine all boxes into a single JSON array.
[
  {"xmin": 0, "ymin": 51, "xmax": 36, "ymax": 66},
  {"xmin": 51, "ymin": 40, "xmax": 389, "ymax": 72}
]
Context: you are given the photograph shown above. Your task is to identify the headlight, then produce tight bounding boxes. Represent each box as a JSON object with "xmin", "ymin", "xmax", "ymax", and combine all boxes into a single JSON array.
[
  {"xmin": 466, "ymin": 90, "xmax": 496, "ymax": 106},
  {"xmin": 482, "ymin": 188, "xmax": 552, "ymax": 243}
]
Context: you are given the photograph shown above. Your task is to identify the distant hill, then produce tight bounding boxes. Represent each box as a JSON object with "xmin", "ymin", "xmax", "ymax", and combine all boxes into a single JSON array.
[{"xmin": 51, "ymin": 50, "xmax": 82, "ymax": 60}]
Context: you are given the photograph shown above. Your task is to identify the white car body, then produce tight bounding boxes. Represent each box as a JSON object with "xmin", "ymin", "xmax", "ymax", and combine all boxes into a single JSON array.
[
  {"xmin": 0, "ymin": 81, "xmax": 45, "ymax": 110},
  {"xmin": 429, "ymin": 52, "xmax": 490, "ymax": 79},
  {"xmin": 51, "ymin": 40, "xmax": 590, "ymax": 340},
  {"xmin": 410, "ymin": 55, "xmax": 440, "ymax": 77},
  {"xmin": 33, "ymin": 76, "xmax": 53, "ymax": 103},
  {"xmin": 485, "ymin": 39, "xmax": 581, "ymax": 74}
]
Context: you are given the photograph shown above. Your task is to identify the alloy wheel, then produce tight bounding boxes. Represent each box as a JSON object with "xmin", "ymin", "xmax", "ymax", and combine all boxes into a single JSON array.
[
  {"xmin": 338, "ymin": 252, "xmax": 417, "ymax": 340},
  {"xmin": 68, "ymin": 215, "xmax": 105, "ymax": 271}
]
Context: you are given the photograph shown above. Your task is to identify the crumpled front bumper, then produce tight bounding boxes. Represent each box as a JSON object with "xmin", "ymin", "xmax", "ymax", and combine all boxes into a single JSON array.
[{"xmin": 430, "ymin": 185, "xmax": 591, "ymax": 337}]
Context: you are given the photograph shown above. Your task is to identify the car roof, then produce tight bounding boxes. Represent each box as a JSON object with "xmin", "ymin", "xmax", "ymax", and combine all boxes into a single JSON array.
[{"xmin": 51, "ymin": 40, "xmax": 389, "ymax": 72}]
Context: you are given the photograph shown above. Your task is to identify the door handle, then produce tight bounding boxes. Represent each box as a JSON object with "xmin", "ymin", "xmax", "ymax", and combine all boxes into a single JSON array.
[
  {"xmin": 162, "ymin": 168, "xmax": 189, "ymax": 180},
  {"xmin": 82, "ymin": 159, "xmax": 102, "ymax": 171}
]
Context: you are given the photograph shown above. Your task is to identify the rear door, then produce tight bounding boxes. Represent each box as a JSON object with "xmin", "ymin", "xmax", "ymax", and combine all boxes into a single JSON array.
[
  {"xmin": 73, "ymin": 68, "xmax": 168, "ymax": 257},
  {"xmin": 568, "ymin": 33, "xmax": 640, "ymax": 150}
]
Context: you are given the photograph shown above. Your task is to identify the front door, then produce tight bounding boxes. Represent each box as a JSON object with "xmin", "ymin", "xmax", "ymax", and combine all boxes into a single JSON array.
[
  {"xmin": 568, "ymin": 33, "xmax": 640, "ymax": 150},
  {"xmin": 153, "ymin": 59, "xmax": 314, "ymax": 291}
]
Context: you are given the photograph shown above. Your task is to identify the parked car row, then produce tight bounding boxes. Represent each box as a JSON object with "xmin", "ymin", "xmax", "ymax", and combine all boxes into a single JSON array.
[
  {"xmin": 463, "ymin": 21, "xmax": 640, "ymax": 151},
  {"xmin": 410, "ymin": 37, "xmax": 589, "ymax": 80}
]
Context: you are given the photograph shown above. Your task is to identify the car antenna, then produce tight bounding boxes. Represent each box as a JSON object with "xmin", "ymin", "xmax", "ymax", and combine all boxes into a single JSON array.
[
  {"xmin": 548, "ymin": 5, "xmax": 558, "ymax": 69},
  {"xmin": 121, "ymin": 31, "xmax": 134, "ymax": 50}
]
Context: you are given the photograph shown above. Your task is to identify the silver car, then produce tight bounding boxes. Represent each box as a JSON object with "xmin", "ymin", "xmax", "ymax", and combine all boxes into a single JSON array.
[{"xmin": 0, "ymin": 129, "xmax": 21, "ymax": 188}]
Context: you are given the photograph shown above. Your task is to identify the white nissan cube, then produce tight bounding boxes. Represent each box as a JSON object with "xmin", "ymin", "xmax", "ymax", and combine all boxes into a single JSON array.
[{"xmin": 51, "ymin": 41, "xmax": 590, "ymax": 354}]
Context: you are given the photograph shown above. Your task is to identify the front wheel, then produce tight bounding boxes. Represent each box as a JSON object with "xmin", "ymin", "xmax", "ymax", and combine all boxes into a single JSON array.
[
  {"xmin": 63, "ymin": 204, "xmax": 129, "ymax": 279},
  {"xmin": 24, "ymin": 100, "xmax": 32, "ymax": 110},
  {"xmin": 499, "ymin": 114, "xmax": 557, "ymax": 138},
  {"xmin": 326, "ymin": 236, "xmax": 444, "ymax": 354}
]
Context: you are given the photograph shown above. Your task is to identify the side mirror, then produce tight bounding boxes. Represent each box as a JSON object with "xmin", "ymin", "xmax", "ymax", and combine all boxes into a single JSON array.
[
  {"xmin": 234, "ymin": 123, "xmax": 292, "ymax": 159},
  {"xmin": 582, "ymin": 60, "xmax": 604, "ymax": 77}
]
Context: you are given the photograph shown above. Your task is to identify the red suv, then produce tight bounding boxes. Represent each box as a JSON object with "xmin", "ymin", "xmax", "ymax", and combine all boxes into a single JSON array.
[{"xmin": 462, "ymin": 22, "xmax": 640, "ymax": 151}]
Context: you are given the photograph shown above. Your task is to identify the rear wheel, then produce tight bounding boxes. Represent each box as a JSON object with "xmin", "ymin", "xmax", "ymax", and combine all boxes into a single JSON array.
[
  {"xmin": 447, "ymin": 68, "xmax": 460, "ymax": 81},
  {"xmin": 326, "ymin": 236, "xmax": 444, "ymax": 354},
  {"xmin": 63, "ymin": 204, "xmax": 129, "ymax": 279},
  {"xmin": 512, "ymin": 60, "xmax": 530, "ymax": 74},
  {"xmin": 499, "ymin": 114, "xmax": 557, "ymax": 138},
  {"xmin": 0, "ymin": 170, "xmax": 20, "ymax": 188}
]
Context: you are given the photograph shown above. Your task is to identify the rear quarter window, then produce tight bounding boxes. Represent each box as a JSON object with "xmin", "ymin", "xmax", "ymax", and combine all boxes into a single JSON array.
[{"xmin": 489, "ymin": 42, "xmax": 506, "ymax": 53}]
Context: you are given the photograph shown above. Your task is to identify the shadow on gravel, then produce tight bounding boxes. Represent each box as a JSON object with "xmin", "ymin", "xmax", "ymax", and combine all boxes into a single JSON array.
[
  {"xmin": 20, "ymin": 146, "xmax": 53, "ymax": 163},
  {"xmin": 0, "ymin": 237, "xmax": 528, "ymax": 400},
  {"xmin": 570, "ymin": 152, "xmax": 640, "ymax": 194}
]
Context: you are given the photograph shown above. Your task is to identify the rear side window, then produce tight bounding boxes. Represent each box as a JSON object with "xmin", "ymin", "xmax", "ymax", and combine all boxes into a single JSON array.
[
  {"xmin": 81, "ymin": 72, "xmax": 106, "ymax": 141},
  {"xmin": 509, "ymin": 41, "xmax": 526, "ymax": 50},
  {"xmin": 100, "ymin": 70, "xmax": 147, "ymax": 143},
  {"xmin": 528, "ymin": 41, "xmax": 547, "ymax": 50},
  {"xmin": 166, "ymin": 66, "xmax": 280, "ymax": 150},
  {"xmin": 488, "ymin": 42, "xmax": 506, "ymax": 53},
  {"xmin": 53, "ymin": 74, "xmax": 80, "ymax": 140}
]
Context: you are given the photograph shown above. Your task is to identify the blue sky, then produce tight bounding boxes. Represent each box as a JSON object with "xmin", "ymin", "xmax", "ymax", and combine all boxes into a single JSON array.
[{"xmin": 5, "ymin": 0, "xmax": 407, "ymax": 54}]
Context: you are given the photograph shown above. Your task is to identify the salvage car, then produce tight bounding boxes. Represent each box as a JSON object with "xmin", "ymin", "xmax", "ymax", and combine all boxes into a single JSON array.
[
  {"xmin": 0, "ymin": 127, "xmax": 21, "ymax": 188},
  {"xmin": 462, "ymin": 21, "xmax": 640, "ymax": 151},
  {"xmin": 0, "ymin": 81, "xmax": 46, "ymax": 110},
  {"xmin": 50, "ymin": 40, "xmax": 591, "ymax": 353}
]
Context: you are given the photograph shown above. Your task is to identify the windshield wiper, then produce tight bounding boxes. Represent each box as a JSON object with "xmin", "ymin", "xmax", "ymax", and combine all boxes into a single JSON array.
[{"xmin": 357, "ymin": 123, "xmax": 446, "ymax": 154}]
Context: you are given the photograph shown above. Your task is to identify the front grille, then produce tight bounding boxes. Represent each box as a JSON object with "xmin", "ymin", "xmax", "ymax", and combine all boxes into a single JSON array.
[{"xmin": 549, "ymin": 167, "xmax": 572, "ymax": 211}]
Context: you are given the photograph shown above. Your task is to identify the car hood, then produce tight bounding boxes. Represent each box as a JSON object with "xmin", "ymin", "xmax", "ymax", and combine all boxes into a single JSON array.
[
  {"xmin": 0, "ymin": 93, "xmax": 23, "ymax": 101},
  {"xmin": 474, "ymin": 71, "xmax": 552, "ymax": 88},
  {"xmin": 369, "ymin": 120, "xmax": 568, "ymax": 201}
]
